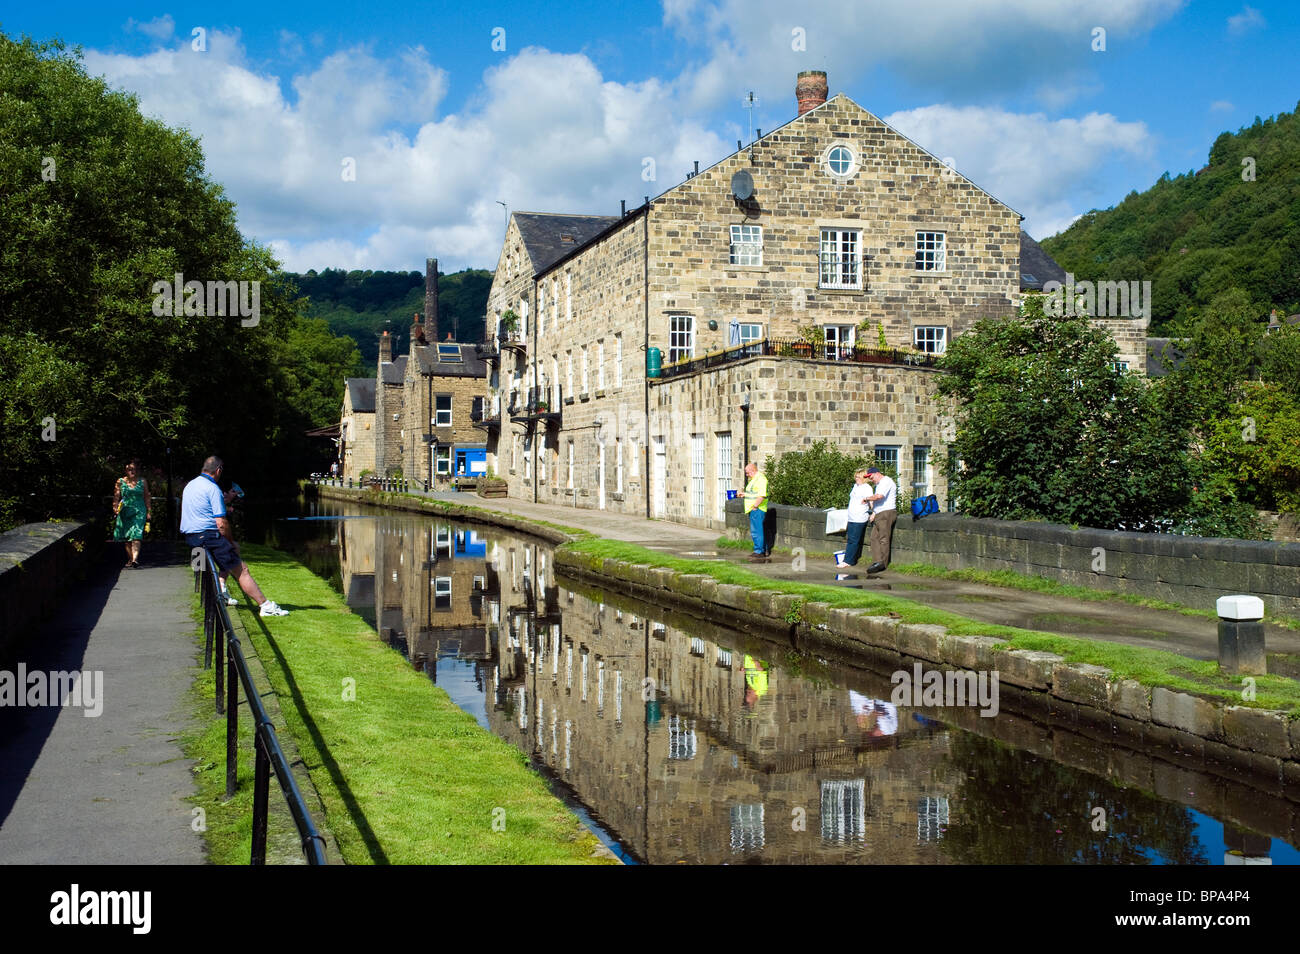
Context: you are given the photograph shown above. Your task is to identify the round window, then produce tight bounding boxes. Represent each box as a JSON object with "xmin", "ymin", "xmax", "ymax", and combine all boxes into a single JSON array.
[{"xmin": 827, "ymin": 145, "xmax": 854, "ymax": 176}]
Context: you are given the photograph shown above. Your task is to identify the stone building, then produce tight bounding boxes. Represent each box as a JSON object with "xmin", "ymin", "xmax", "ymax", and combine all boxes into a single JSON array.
[
  {"xmin": 346, "ymin": 260, "xmax": 489, "ymax": 483},
  {"xmin": 339, "ymin": 378, "xmax": 375, "ymax": 482},
  {"xmin": 482, "ymin": 72, "xmax": 1076, "ymax": 528}
]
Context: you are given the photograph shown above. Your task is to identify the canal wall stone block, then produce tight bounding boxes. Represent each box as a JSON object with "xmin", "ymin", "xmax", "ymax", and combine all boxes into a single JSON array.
[
  {"xmin": 894, "ymin": 623, "xmax": 948, "ymax": 663},
  {"xmin": 1282, "ymin": 761, "xmax": 1300, "ymax": 804},
  {"xmin": 1108, "ymin": 747, "xmax": 1155, "ymax": 793},
  {"xmin": 714, "ymin": 582, "xmax": 750, "ymax": 609},
  {"xmin": 942, "ymin": 634, "xmax": 1003, "ymax": 671},
  {"xmin": 1052, "ymin": 729, "xmax": 1110, "ymax": 778},
  {"xmin": 1108, "ymin": 680, "xmax": 1152, "ymax": 722},
  {"xmin": 1151, "ymin": 688, "xmax": 1223, "ymax": 742},
  {"xmin": 1221, "ymin": 707, "xmax": 1291, "ymax": 760},
  {"xmin": 995, "ymin": 649, "xmax": 1064, "ymax": 690},
  {"xmin": 1222, "ymin": 779, "xmax": 1293, "ymax": 840},
  {"xmin": 1051, "ymin": 662, "xmax": 1113, "ymax": 711}
]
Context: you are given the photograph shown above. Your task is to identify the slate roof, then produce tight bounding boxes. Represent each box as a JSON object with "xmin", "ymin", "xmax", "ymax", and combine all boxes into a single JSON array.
[
  {"xmin": 514, "ymin": 212, "xmax": 620, "ymax": 275},
  {"xmin": 412, "ymin": 342, "xmax": 488, "ymax": 378},
  {"xmin": 380, "ymin": 355, "xmax": 407, "ymax": 386},
  {"xmin": 345, "ymin": 377, "xmax": 375, "ymax": 413},
  {"xmin": 1019, "ymin": 231, "xmax": 1067, "ymax": 291},
  {"xmin": 1145, "ymin": 338, "xmax": 1190, "ymax": 378}
]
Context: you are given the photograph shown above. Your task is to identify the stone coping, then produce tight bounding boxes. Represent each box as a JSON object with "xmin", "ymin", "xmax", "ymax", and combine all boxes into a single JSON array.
[
  {"xmin": 315, "ymin": 485, "xmax": 570, "ymax": 546},
  {"xmin": 553, "ymin": 548, "xmax": 1300, "ymax": 811}
]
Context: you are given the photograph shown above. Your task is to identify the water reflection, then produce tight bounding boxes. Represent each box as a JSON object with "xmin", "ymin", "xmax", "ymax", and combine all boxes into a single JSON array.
[{"xmin": 289, "ymin": 499, "xmax": 1300, "ymax": 866}]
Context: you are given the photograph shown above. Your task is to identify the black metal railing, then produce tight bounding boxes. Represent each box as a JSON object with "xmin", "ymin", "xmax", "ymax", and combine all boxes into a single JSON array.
[
  {"xmin": 196, "ymin": 549, "xmax": 328, "ymax": 865},
  {"xmin": 656, "ymin": 337, "xmax": 939, "ymax": 381}
]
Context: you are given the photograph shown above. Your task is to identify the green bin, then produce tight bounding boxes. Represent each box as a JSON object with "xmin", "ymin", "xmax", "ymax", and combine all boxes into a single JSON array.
[{"xmin": 646, "ymin": 346, "xmax": 662, "ymax": 378}]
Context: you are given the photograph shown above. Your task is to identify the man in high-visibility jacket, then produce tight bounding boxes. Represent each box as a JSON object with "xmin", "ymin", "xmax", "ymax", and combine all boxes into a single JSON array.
[{"xmin": 742, "ymin": 461, "xmax": 769, "ymax": 562}]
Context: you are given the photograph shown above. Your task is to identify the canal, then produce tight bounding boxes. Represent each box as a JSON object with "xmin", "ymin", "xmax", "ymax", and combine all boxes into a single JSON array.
[{"xmin": 255, "ymin": 496, "xmax": 1300, "ymax": 865}]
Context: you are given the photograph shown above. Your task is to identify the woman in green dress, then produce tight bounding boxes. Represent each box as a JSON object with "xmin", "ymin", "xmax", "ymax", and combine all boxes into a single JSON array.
[{"xmin": 112, "ymin": 459, "xmax": 151, "ymax": 568}]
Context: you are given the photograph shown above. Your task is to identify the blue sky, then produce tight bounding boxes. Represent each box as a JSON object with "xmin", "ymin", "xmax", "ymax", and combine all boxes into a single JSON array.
[{"xmin": 5, "ymin": 0, "xmax": 1298, "ymax": 272}]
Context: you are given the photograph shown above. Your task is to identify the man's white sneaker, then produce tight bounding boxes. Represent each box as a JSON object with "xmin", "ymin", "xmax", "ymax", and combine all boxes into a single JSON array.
[
  {"xmin": 259, "ymin": 600, "xmax": 290, "ymax": 617},
  {"xmin": 223, "ymin": 593, "xmax": 238, "ymax": 606}
]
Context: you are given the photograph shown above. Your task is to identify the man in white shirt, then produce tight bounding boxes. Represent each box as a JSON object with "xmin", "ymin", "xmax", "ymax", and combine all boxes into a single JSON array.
[{"xmin": 863, "ymin": 466, "xmax": 897, "ymax": 574}]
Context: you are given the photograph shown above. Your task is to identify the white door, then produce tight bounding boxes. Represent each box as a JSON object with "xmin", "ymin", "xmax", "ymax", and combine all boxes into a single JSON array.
[
  {"xmin": 597, "ymin": 444, "xmax": 606, "ymax": 510},
  {"xmin": 652, "ymin": 438, "xmax": 666, "ymax": 516}
]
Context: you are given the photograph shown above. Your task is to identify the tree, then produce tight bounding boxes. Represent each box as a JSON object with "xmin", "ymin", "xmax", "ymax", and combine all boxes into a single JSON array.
[
  {"xmin": 0, "ymin": 34, "xmax": 357, "ymax": 527},
  {"xmin": 937, "ymin": 299, "xmax": 1191, "ymax": 529}
]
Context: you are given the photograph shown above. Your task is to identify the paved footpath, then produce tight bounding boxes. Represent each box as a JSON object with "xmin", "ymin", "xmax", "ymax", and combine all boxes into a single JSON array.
[
  {"xmin": 0, "ymin": 545, "xmax": 205, "ymax": 864},
  {"xmin": 395, "ymin": 488, "xmax": 1299, "ymax": 669}
]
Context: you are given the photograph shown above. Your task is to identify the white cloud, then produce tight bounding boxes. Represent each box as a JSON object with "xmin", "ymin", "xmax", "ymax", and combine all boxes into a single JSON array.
[
  {"xmin": 125, "ymin": 15, "xmax": 175, "ymax": 41},
  {"xmin": 84, "ymin": 35, "xmax": 727, "ymax": 273},
  {"xmin": 882, "ymin": 104, "xmax": 1155, "ymax": 239},
  {"xmin": 1227, "ymin": 5, "xmax": 1265, "ymax": 35},
  {"xmin": 1210, "ymin": 99, "xmax": 1234, "ymax": 112},
  {"xmin": 668, "ymin": 0, "xmax": 1186, "ymax": 112}
]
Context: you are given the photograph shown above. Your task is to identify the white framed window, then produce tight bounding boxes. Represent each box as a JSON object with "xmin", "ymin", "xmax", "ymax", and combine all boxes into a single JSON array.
[
  {"xmin": 510, "ymin": 435, "xmax": 517, "ymax": 472},
  {"xmin": 668, "ymin": 715, "xmax": 697, "ymax": 760},
  {"xmin": 523, "ymin": 436, "xmax": 531, "ymax": 479},
  {"xmin": 615, "ymin": 437, "xmax": 623, "ymax": 493},
  {"xmin": 435, "ymin": 447, "xmax": 451, "ymax": 474},
  {"xmin": 669, "ymin": 315, "xmax": 695, "ymax": 363},
  {"xmin": 566, "ymin": 441, "xmax": 574, "ymax": 489},
  {"xmin": 918, "ymin": 796, "xmax": 950, "ymax": 844},
  {"xmin": 873, "ymin": 445, "xmax": 899, "ymax": 477},
  {"xmin": 519, "ymin": 297, "xmax": 528, "ymax": 337},
  {"xmin": 819, "ymin": 229, "xmax": 862, "ymax": 289},
  {"xmin": 434, "ymin": 576, "xmax": 452, "ymax": 610},
  {"xmin": 629, "ymin": 438, "xmax": 639, "ymax": 478},
  {"xmin": 916, "ymin": 231, "xmax": 946, "ymax": 271},
  {"xmin": 565, "ymin": 272, "xmax": 572, "ymax": 322},
  {"xmin": 581, "ymin": 346, "xmax": 589, "ymax": 393},
  {"xmin": 738, "ymin": 322, "xmax": 763, "ymax": 345},
  {"xmin": 538, "ymin": 284, "xmax": 546, "ymax": 336},
  {"xmin": 615, "ymin": 334, "xmax": 623, "ymax": 387},
  {"xmin": 551, "ymin": 356, "xmax": 560, "ymax": 405},
  {"xmin": 823, "ymin": 325, "xmax": 854, "ymax": 360},
  {"xmin": 434, "ymin": 394, "xmax": 452, "ymax": 426},
  {"xmin": 914, "ymin": 326, "xmax": 948, "ymax": 354},
  {"xmin": 729, "ymin": 224, "xmax": 763, "ymax": 266},
  {"xmin": 566, "ymin": 351, "xmax": 573, "ymax": 397},
  {"xmin": 715, "ymin": 431, "xmax": 732, "ymax": 519},
  {"xmin": 551, "ymin": 278, "xmax": 558, "ymax": 328},
  {"xmin": 537, "ymin": 441, "xmax": 546, "ymax": 482},
  {"xmin": 825, "ymin": 144, "xmax": 856, "ymax": 177},
  {"xmin": 821, "ymin": 779, "xmax": 866, "ymax": 843},
  {"xmin": 1112, "ymin": 360, "xmax": 1131, "ymax": 373},
  {"xmin": 597, "ymin": 340, "xmax": 605, "ymax": 389},
  {"xmin": 730, "ymin": 804, "xmax": 765, "ymax": 853},
  {"xmin": 691, "ymin": 433, "xmax": 706, "ymax": 518},
  {"xmin": 912, "ymin": 446, "xmax": 931, "ymax": 497}
]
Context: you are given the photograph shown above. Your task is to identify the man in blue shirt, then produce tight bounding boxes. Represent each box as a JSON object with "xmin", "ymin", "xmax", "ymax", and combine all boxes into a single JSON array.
[{"xmin": 181, "ymin": 456, "xmax": 289, "ymax": 617}]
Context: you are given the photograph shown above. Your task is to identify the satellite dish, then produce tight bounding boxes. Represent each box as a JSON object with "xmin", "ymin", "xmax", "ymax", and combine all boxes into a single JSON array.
[{"xmin": 730, "ymin": 170, "xmax": 754, "ymax": 201}]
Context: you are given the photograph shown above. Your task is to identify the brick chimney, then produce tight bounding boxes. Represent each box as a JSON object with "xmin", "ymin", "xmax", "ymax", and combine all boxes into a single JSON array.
[
  {"xmin": 409, "ymin": 312, "xmax": 426, "ymax": 352},
  {"xmin": 378, "ymin": 329, "xmax": 393, "ymax": 364},
  {"xmin": 796, "ymin": 70, "xmax": 828, "ymax": 115},
  {"xmin": 425, "ymin": 258, "xmax": 439, "ymax": 343}
]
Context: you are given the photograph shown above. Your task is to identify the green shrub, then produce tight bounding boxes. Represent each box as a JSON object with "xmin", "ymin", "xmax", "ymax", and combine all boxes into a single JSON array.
[{"xmin": 764, "ymin": 440, "xmax": 896, "ymax": 510}]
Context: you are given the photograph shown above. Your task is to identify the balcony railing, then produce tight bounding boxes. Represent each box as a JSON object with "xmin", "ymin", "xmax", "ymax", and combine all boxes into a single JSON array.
[
  {"xmin": 655, "ymin": 337, "xmax": 938, "ymax": 381},
  {"xmin": 470, "ymin": 395, "xmax": 501, "ymax": 429},
  {"xmin": 509, "ymin": 385, "xmax": 563, "ymax": 426}
]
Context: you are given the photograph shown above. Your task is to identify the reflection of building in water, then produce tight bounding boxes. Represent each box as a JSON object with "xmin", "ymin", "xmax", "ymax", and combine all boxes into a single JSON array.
[
  {"xmin": 336, "ymin": 515, "xmax": 377, "ymax": 629},
  {"xmin": 344, "ymin": 513, "xmax": 492, "ymax": 679},
  {"xmin": 474, "ymin": 545, "xmax": 962, "ymax": 864}
]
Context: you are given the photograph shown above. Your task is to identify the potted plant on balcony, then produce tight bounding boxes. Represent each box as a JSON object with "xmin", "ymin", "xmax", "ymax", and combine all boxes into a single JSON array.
[
  {"xmin": 500, "ymin": 309, "xmax": 521, "ymax": 339},
  {"xmin": 791, "ymin": 323, "xmax": 820, "ymax": 358}
]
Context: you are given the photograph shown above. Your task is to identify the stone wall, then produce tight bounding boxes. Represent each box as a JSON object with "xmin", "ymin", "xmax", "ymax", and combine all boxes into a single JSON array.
[
  {"xmin": 0, "ymin": 521, "xmax": 102, "ymax": 657},
  {"xmin": 654, "ymin": 357, "xmax": 951, "ymax": 529},
  {"xmin": 648, "ymin": 94, "xmax": 1021, "ymax": 357},
  {"xmin": 401, "ymin": 365, "xmax": 488, "ymax": 486},
  {"xmin": 340, "ymin": 408, "xmax": 375, "ymax": 482},
  {"xmin": 725, "ymin": 503, "xmax": 1300, "ymax": 616}
]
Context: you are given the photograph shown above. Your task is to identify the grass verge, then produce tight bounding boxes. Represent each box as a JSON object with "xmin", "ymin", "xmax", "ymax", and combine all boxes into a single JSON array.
[
  {"xmin": 568, "ymin": 537, "xmax": 1300, "ymax": 714},
  {"xmin": 187, "ymin": 543, "xmax": 614, "ymax": 865},
  {"xmin": 890, "ymin": 562, "xmax": 1300, "ymax": 632}
]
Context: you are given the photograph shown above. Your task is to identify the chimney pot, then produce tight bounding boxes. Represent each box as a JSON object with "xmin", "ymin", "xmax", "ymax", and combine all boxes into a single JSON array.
[{"xmin": 796, "ymin": 70, "xmax": 828, "ymax": 115}]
